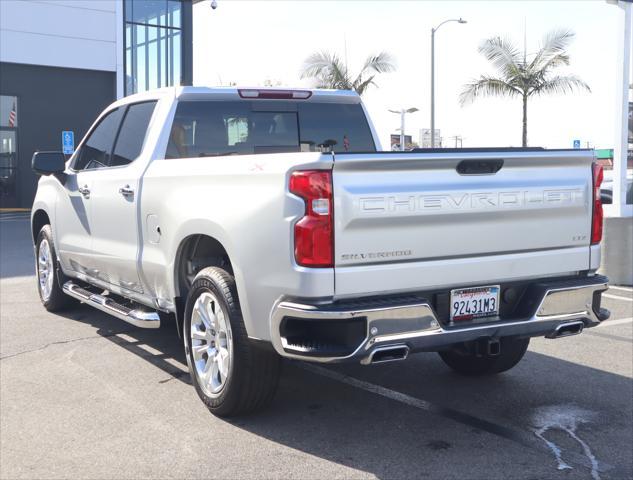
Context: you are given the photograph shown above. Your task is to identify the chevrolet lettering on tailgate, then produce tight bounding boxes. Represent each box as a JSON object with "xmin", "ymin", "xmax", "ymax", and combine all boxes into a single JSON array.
[{"xmin": 358, "ymin": 188, "xmax": 585, "ymax": 215}]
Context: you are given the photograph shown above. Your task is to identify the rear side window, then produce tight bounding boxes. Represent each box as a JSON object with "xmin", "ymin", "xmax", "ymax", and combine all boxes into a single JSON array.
[
  {"xmin": 165, "ymin": 100, "xmax": 375, "ymax": 158},
  {"xmin": 298, "ymin": 103, "xmax": 375, "ymax": 154},
  {"xmin": 74, "ymin": 108, "xmax": 123, "ymax": 170},
  {"xmin": 110, "ymin": 101, "xmax": 157, "ymax": 167}
]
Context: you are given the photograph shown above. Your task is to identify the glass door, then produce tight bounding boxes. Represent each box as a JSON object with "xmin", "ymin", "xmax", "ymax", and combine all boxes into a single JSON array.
[
  {"xmin": 0, "ymin": 130, "xmax": 18, "ymax": 208},
  {"xmin": 0, "ymin": 95, "xmax": 18, "ymax": 208}
]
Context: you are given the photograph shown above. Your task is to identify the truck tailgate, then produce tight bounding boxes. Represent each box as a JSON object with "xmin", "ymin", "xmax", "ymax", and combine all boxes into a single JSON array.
[{"xmin": 332, "ymin": 150, "xmax": 594, "ymax": 298}]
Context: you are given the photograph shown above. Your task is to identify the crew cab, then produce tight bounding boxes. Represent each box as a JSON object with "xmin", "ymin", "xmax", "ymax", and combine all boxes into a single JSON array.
[{"xmin": 31, "ymin": 87, "xmax": 610, "ymax": 416}]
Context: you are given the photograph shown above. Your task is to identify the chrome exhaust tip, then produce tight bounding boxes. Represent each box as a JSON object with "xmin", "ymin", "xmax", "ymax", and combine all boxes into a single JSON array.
[
  {"xmin": 364, "ymin": 345, "xmax": 410, "ymax": 364},
  {"xmin": 546, "ymin": 321, "xmax": 584, "ymax": 339}
]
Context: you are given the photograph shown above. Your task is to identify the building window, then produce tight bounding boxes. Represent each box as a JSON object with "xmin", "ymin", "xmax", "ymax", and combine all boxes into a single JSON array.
[
  {"xmin": 124, "ymin": 0, "xmax": 183, "ymax": 95},
  {"xmin": 0, "ymin": 95, "xmax": 18, "ymax": 206}
]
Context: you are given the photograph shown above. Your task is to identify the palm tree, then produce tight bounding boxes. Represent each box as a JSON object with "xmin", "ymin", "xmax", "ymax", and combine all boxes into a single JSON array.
[
  {"xmin": 300, "ymin": 51, "xmax": 396, "ymax": 96},
  {"xmin": 460, "ymin": 30, "xmax": 590, "ymax": 146}
]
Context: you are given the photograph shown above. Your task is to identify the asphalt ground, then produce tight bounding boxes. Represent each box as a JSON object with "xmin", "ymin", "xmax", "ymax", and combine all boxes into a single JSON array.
[{"xmin": 1, "ymin": 212, "xmax": 631, "ymax": 479}]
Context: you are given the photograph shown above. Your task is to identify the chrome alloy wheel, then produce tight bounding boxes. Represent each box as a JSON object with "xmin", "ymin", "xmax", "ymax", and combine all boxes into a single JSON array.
[
  {"xmin": 37, "ymin": 238, "xmax": 54, "ymax": 301},
  {"xmin": 190, "ymin": 291, "xmax": 233, "ymax": 396}
]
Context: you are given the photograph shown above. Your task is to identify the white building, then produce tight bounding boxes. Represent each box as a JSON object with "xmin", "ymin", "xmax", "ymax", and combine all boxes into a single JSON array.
[{"xmin": 0, "ymin": 0, "xmax": 194, "ymax": 208}]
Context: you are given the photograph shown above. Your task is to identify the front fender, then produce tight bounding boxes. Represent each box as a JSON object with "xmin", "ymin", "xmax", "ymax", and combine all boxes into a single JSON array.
[{"xmin": 31, "ymin": 176, "xmax": 58, "ymax": 246}]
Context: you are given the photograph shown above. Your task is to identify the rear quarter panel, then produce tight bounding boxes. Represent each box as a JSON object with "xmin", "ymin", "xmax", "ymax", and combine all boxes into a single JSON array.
[{"xmin": 140, "ymin": 152, "xmax": 334, "ymax": 340}]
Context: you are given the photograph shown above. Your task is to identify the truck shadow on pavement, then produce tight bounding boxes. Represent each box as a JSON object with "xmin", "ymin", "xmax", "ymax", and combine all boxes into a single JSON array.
[
  {"xmin": 56, "ymin": 303, "xmax": 632, "ymax": 480},
  {"xmin": 0, "ymin": 215, "xmax": 35, "ymax": 279},
  {"xmin": 56, "ymin": 304, "xmax": 190, "ymax": 384}
]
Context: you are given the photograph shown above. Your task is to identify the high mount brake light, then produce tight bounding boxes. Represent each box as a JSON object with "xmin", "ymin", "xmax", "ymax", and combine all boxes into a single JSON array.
[
  {"xmin": 591, "ymin": 163, "xmax": 604, "ymax": 245},
  {"xmin": 238, "ymin": 89, "xmax": 312, "ymax": 100},
  {"xmin": 289, "ymin": 170, "xmax": 333, "ymax": 267}
]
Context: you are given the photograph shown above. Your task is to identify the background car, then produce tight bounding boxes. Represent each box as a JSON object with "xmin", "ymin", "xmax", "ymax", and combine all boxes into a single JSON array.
[{"xmin": 600, "ymin": 169, "xmax": 633, "ymax": 204}]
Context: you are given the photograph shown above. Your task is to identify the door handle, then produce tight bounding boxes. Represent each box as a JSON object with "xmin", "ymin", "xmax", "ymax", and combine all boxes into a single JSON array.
[
  {"xmin": 78, "ymin": 185, "xmax": 90, "ymax": 198},
  {"xmin": 456, "ymin": 159, "xmax": 504, "ymax": 175},
  {"xmin": 119, "ymin": 185, "xmax": 134, "ymax": 197}
]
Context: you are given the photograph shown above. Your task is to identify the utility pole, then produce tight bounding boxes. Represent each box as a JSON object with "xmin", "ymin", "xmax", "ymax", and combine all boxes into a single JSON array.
[{"xmin": 449, "ymin": 135, "xmax": 463, "ymax": 148}]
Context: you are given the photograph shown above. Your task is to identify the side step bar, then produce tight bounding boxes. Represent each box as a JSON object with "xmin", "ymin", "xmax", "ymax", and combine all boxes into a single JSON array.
[{"xmin": 63, "ymin": 281, "xmax": 160, "ymax": 329}]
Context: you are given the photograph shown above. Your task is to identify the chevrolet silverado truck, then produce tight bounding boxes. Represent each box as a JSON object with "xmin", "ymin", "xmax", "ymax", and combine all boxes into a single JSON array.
[{"xmin": 31, "ymin": 87, "xmax": 610, "ymax": 416}]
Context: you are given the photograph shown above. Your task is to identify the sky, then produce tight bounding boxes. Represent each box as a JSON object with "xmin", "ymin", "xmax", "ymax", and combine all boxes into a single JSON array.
[{"xmin": 192, "ymin": 0, "xmax": 626, "ymax": 150}]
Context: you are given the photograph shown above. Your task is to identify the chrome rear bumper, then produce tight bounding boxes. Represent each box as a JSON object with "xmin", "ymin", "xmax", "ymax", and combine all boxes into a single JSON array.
[{"xmin": 269, "ymin": 276, "xmax": 609, "ymax": 364}]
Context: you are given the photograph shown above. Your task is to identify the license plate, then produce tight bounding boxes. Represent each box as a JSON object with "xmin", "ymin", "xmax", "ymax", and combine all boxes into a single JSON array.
[{"xmin": 450, "ymin": 285, "xmax": 500, "ymax": 322}]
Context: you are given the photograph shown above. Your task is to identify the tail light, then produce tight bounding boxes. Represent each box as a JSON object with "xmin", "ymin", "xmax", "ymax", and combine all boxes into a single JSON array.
[
  {"xmin": 289, "ymin": 170, "xmax": 333, "ymax": 267},
  {"xmin": 591, "ymin": 163, "xmax": 604, "ymax": 245}
]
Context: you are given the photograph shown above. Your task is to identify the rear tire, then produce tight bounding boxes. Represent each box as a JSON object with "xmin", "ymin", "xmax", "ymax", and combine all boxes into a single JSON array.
[
  {"xmin": 35, "ymin": 225, "xmax": 74, "ymax": 312},
  {"xmin": 184, "ymin": 267, "xmax": 280, "ymax": 417},
  {"xmin": 438, "ymin": 337, "xmax": 530, "ymax": 376}
]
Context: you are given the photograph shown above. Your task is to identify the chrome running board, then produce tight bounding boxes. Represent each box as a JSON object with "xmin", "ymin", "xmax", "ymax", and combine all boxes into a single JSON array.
[{"xmin": 63, "ymin": 281, "xmax": 160, "ymax": 329}]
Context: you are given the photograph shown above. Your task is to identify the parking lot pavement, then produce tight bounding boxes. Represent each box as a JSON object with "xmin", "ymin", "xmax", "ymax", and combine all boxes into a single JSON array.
[{"xmin": 1, "ymin": 215, "xmax": 632, "ymax": 480}]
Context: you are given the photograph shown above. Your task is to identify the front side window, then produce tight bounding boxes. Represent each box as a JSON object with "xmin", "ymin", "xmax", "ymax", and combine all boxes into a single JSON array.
[
  {"xmin": 111, "ymin": 101, "xmax": 157, "ymax": 167},
  {"xmin": 165, "ymin": 100, "xmax": 375, "ymax": 159},
  {"xmin": 74, "ymin": 109, "xmax": 124, "ymax": 171}
]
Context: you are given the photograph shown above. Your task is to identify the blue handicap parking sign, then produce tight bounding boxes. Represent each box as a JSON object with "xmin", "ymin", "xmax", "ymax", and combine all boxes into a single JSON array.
[
  {"xmin": 573, "ymin": 139, "xmax": 581, "ymax": 149},
  {"xmin": 62, "ymin": 131, "xmax": 74, "ymax": 155}
]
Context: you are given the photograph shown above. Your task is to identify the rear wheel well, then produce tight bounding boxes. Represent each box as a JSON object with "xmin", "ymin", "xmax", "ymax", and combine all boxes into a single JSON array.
[
  {"xmin": 32, "ymin": 210, "xmax": 50, "ymax": 243},
  {"xmin": 174, "ymin": 235, "xmax": 233, "ymax": 338},
  {"xmin": 176, "ymin": 235, "xmax": 233, "ymax": 297}
]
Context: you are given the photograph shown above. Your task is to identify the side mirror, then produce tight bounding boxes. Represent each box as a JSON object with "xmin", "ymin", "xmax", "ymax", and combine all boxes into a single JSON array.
[{"xmin": 32, "ymin": 151, "xmax": 66, "ymax": 176}]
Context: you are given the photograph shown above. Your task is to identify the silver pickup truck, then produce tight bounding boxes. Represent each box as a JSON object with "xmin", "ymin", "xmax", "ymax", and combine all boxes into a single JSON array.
[{"xmin": 31, "ymin": 87, "xmax": 609, "ymax": 416}]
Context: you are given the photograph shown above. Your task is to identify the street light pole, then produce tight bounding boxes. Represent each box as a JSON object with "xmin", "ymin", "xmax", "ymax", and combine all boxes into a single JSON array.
[
  {"xmin": 399, "ymin": 110, "xmax": 406, "ymax": 151},
  {"xmin": 431, "ymin": 30, "xmax": 435, "ymax": 147},
  {"xmin": 389, "ymin": 108, "xmax": 419, "ymax": 151},
  {"xmin": 430, "ymin": 17, "xmax": 467, "ymax": 148}
]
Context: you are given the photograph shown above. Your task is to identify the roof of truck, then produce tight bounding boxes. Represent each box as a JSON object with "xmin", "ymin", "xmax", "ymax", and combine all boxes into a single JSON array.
[
  {"xmin": 115, "ymin": 86, "xmax": 362, "ymax": 106},
  {"xmin": 175, "ymin": 86, "xmax": 362, "ymax": 103}
]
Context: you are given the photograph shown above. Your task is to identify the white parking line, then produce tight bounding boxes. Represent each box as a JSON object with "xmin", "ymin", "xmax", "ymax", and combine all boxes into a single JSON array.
[
  {"xmin": 301, "ymin": 363, "xmax": 435, "ymax": 410},
  {"xmin": 609, "ymin": 286, "xmax": 633, "ymax": 293},
  {"xmin": 603, "ymin": 294, "xmax": 633, "ymax": 303},
  {"xmin": 115, "ymin": 333, "xmax": 137, "ymax": 343},
  {"xmin": 597, "ymin": 317, "xmax": 632, "ymax": 328},
  {"xmin": 299, "ymin": 363, "xmax": 612, "ymax": 475},
  {"xmin": 135, "ymin": 343, "xmax": 163, "ymax": 356},
  {"xmin": 163, "ymin": 357, "xmax": 189, "ymax": 372}
]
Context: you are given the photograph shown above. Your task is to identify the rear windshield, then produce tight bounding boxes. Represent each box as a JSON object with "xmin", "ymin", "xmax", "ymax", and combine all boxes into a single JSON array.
[{"xmin": 165, "ymin": 100, "xmax": 375, "ymax": 158}]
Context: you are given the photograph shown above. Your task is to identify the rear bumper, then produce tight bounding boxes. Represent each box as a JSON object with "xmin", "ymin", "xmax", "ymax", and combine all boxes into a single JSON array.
[{"xmin": 269, "ymin": 275, "xmax": 609, "ymax": 364}]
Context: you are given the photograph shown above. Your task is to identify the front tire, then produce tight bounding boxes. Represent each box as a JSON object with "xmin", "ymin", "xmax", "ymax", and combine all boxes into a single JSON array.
[
  {"xmin": 35, "ymin": 225, "xmax": 74, "ymax": 312},
  {"xmin": 438, "ymin": 337, "xmax": 530, "ymax": 376},
  {"xmin": 184, "ymin": 267, "xmax": 280, "ymax": 417}
]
